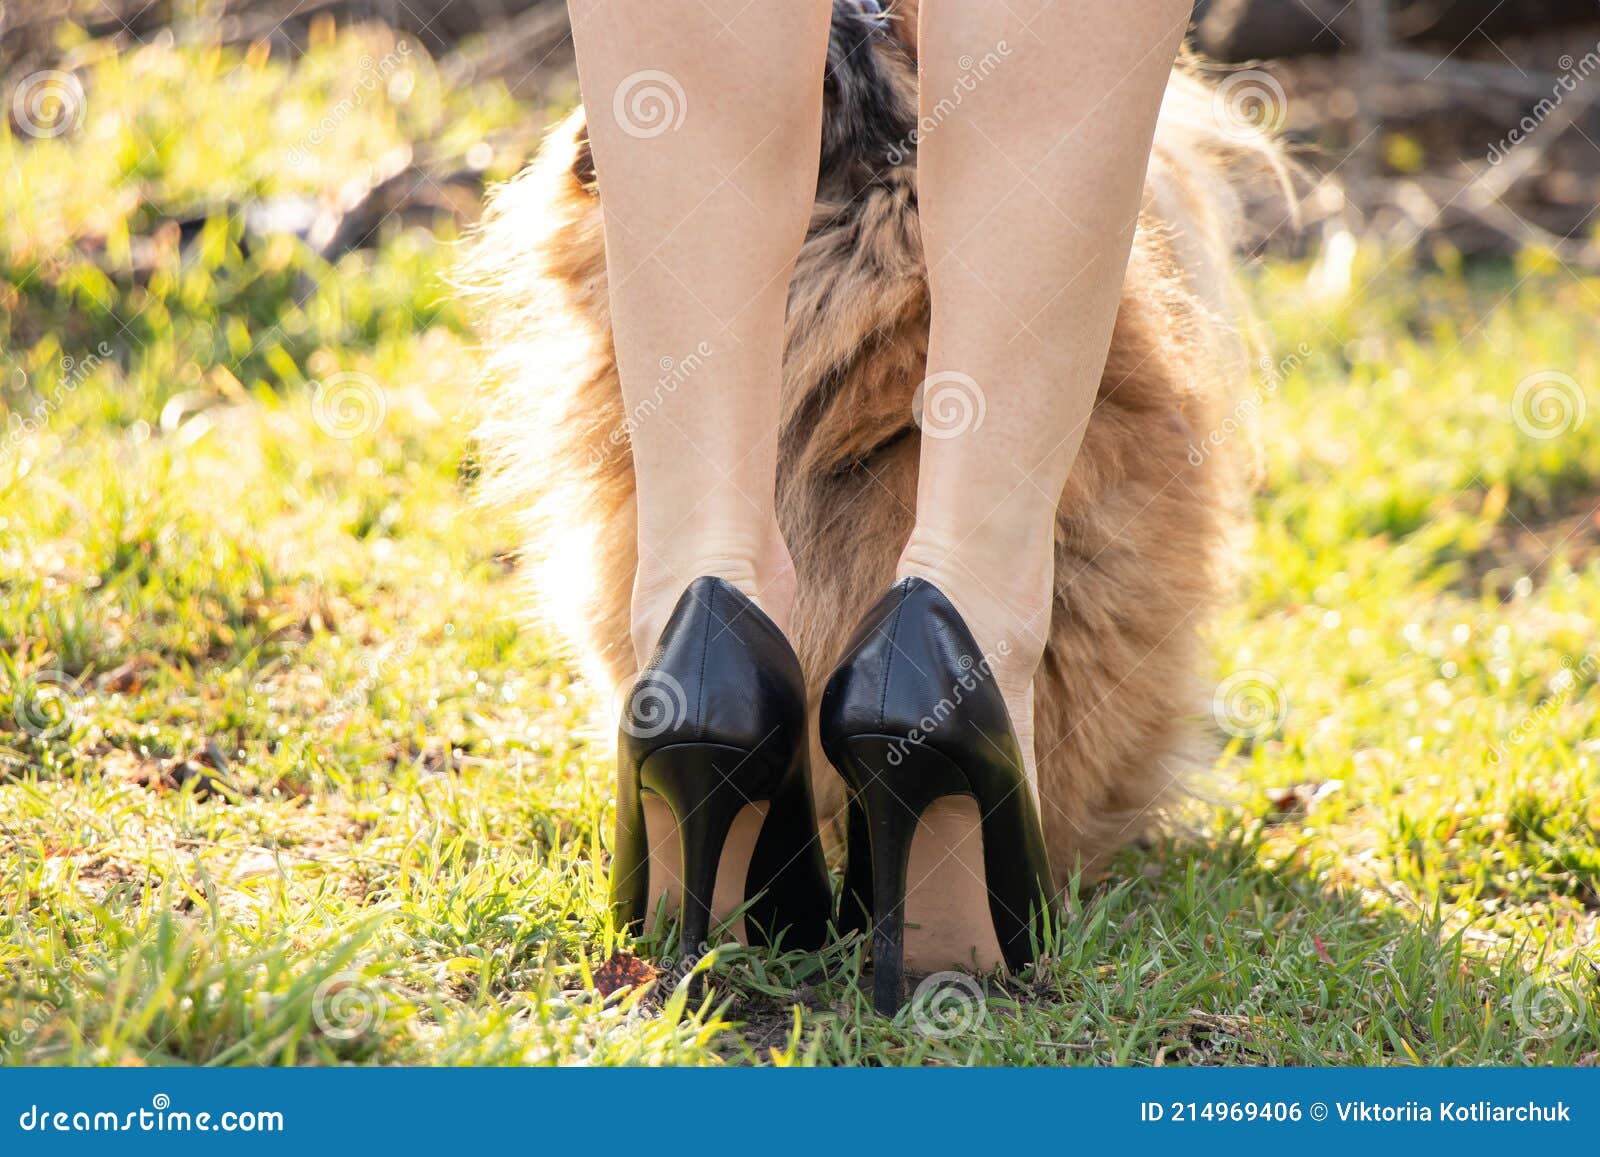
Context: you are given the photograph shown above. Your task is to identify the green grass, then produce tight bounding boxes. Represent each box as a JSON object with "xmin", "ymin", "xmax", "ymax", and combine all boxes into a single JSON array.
[{"xmin": 3, "ymin": 23, "xmax": 1598, "ymax": 1067}]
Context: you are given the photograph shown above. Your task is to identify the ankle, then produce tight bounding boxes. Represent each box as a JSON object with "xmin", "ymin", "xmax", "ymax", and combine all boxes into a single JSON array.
[
  {"xmin": 897, "ymin": 526, "xmax": 1054, "ymax": 678},
  {"xmin": 631, "ymin": 530, "xmax": 797, "ymax": 666},
  {"xmin": 896, "ymin": 526, "xmax": 1053, "ymax": 789}
]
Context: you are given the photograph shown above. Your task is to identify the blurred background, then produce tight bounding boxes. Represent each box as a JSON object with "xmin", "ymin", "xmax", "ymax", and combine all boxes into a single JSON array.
[
  {"xmin": 13, "ymin": 1, "xmax": 1600, "ymax": 264},
  {"xmin": 1, "ymin": 1, "xmax": 1597, "ymax": 1066}
]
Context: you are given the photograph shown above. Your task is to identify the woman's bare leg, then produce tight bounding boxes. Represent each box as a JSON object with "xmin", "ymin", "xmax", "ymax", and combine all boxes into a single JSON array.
[
  {"xmin": 568, "ymin": 0, "xmax": 832, "ymax": 662},
  {"xmin": 903, "ymin": 0, "xmax": 1191, "ymax": 790}
]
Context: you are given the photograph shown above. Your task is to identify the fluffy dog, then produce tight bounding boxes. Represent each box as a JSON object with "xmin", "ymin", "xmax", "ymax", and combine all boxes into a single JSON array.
[{"xmin": 462, "ymin": 1, "xmax": 1280, "ymax": 888}]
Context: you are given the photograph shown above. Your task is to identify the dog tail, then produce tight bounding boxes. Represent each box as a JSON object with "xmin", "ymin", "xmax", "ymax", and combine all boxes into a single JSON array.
[{"xmin": 1146, "ymin": 58, "xmax": 1297, "ymax": 314}]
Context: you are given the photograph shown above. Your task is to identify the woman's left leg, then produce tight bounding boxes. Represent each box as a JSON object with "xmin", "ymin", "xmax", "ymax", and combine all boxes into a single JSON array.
[{"xmin": 903, "ymin": 0, "xmax": 1193, "ymax": 793}]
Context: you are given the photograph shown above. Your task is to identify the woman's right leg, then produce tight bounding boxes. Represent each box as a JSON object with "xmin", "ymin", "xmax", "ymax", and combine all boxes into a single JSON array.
[{"xmin": 567, "ymin": 0, "xmax": 832, "ymax": 664}]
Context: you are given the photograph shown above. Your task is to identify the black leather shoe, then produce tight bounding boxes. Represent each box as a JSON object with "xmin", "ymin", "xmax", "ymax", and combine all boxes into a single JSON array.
[
  {"xmin": 820, "ymin": 577, "xmax": 1054, "ymax": 1014},
  {"xmin": 611, "ymin": 577, "xmax": 831, "ymax": 968}
]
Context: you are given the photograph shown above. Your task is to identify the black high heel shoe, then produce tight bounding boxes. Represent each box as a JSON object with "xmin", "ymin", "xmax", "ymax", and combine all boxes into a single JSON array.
[
  {"xmin": 611, "ymin": 577, "xmax": 831, "ymax": 969},
  {"xmin": 820, "ymin": 577, "xmax": 1054, "ymax": 1015}
]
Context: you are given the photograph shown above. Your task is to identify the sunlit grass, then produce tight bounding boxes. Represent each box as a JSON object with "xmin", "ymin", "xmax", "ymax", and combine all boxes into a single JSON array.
[{"xmin": 1, "ymin": 24, "xmax": 1597, "ymax": 1066}]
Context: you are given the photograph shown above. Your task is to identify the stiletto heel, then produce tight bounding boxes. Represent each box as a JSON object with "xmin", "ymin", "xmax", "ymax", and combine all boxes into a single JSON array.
[
  {"xmin": 611, "ymin": 578, "xmax": 831, "ymax": 975},
  {"xmin": 837, "ymin": 793, "xmax": 874, "ymax": 941},
  {"xmin": 820, "ymin": 577, "xmax": 1054, "ymax": 1015},
  {"xmin": 637, "ymin": 742, "xmax": 779, "ymax": 965},
  {"xmin": 838, "ymin": 735, "xmax": 968, "ymax": 1014}
]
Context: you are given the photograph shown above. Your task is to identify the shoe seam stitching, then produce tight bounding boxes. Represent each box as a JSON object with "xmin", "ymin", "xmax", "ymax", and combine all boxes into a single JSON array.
[
  {"xmin": 876, "ymin": 583, "xmax": 908, "ymax": 732},
  {"xmin": 695, "ymin": 580, "xmax": 713, "ymax": 740}
]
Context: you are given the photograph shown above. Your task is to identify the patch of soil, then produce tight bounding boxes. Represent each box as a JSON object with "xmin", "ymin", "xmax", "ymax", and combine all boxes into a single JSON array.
[{"xmin": 1465, "ymin": 486, "xmax": 1600, "ymax": 598}]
